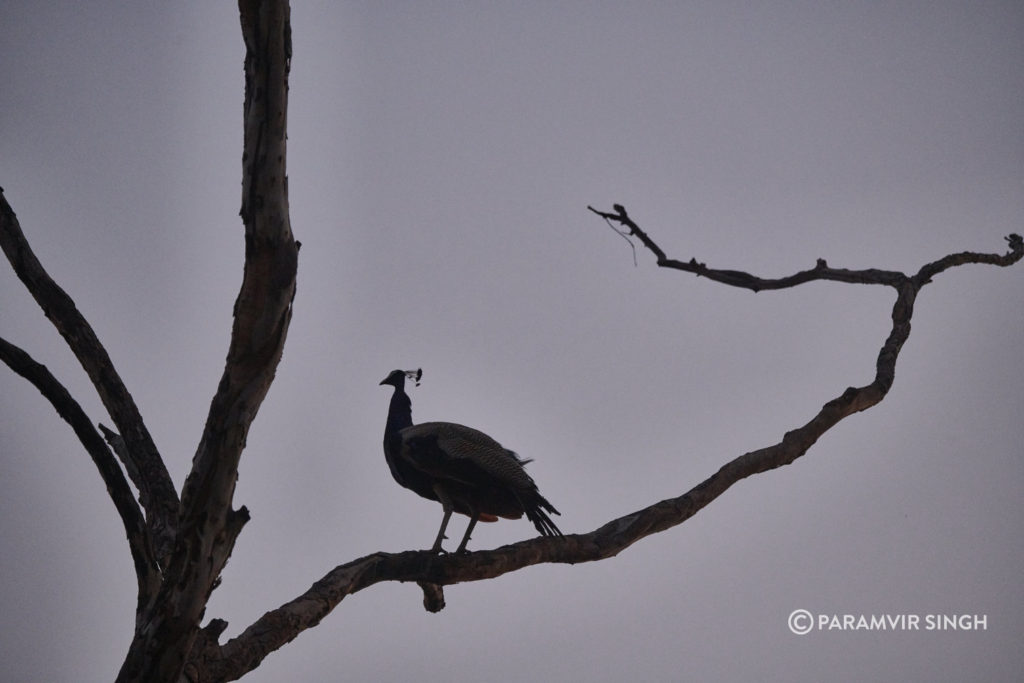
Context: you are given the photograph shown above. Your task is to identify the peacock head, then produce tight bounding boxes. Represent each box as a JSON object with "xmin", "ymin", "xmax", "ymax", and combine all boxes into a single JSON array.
[{"xmin": 379, "ymin": 368, "xmax": 422, "ymax": 388}]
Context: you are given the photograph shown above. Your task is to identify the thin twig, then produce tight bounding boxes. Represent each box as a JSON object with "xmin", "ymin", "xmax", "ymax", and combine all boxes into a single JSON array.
[{"xmin": 599, "ymin": 211, "xmax": 638, "ymax": 266}]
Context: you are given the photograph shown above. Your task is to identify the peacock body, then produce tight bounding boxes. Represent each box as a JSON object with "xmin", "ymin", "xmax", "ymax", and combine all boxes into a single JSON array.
[{"xmin": 380, "ymin": 369, "xmax": 561, "ymax": 552}]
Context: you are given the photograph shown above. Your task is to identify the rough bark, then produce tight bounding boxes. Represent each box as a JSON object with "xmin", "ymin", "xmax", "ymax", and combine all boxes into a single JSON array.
[
  {"xmin": 115, "ymin": 2, "xmax": 297, "ymax": 681},
  {"xmin": 1, "ymin": 2, "xmax": 296, "ymax": 679}
]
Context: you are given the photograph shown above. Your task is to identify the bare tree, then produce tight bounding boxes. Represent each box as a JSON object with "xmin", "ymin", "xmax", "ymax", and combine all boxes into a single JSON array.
[{"xmin": 1, "ymin": 1, "xmax": 1020, "ymax": 681}]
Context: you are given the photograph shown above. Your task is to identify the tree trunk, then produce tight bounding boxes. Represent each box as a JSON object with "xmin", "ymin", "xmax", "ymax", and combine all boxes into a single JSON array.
[{"xmin": 114, "ymin": 1, "xmax": 296, "ymax": 680}]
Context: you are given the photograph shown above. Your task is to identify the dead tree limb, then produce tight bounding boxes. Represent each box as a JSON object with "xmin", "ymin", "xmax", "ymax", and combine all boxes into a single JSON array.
[
  {"xmin": 183, "ymin": 207, "xmax": 1021, "ymax": 680},
  {"xmin": 0, "ymin": 335, "xmax": 160, "ymax": 608},
  {"xmin": 0, "ymin": 191, "xmax": 179, "ymax": 567},
  {"xmin": 587, "ymin": 203, "xmax": 1022, "ymax": 290},
  {"xmin": 114, "ymin": 1, "xmax": 298, "ymax": 681},
  {"xmin": 2, "ymin": 2, "xmax": 296, "ymax": 679}
]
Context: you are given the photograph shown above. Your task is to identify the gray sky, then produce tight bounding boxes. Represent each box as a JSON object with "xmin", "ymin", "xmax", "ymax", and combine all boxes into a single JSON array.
[{"xmin": 2, "ymin": 2, "xmax": 1022, "ymax": 681}]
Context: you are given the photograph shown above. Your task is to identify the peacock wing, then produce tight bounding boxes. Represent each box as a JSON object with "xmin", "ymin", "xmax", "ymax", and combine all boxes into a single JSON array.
[{"xmin": 401, "ymin": 421, "xmax": 536, "ymax": 490}]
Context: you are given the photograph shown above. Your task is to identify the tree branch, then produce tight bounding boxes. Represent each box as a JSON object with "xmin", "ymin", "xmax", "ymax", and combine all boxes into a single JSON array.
[
  {"xmin": 914, "ymin": 233, "xmax": 1024, "ymax": 283},
  {"xmin": 191, "ymin": 205, "xmax": 1021, "ymax": 680},
  {"xmin": 116, "ymin": 1, "xmax": 298, "ymax": 680},
  {"xmin": 99, "ymin": 424, "xmax": 144, "ymax": 497},
  {"xmin": 0, "ymin": 189, "xmax": 179, "ymax": 567},
  {"xmin": 588, "ymin": 203, "xmax": 1021, "ymax": 388},
  {"xmin": 589, "ymin": 203, "xmax": 917, "ymax": 290},
  {"xmin": 0, "ymin": 335, "xmax": 160, "ymax": 611}
]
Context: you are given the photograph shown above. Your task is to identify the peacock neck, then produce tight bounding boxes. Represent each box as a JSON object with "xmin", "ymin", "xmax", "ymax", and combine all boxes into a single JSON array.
[{"xmin": 385, "ymin": 386, "xmax": 413, "ymax": 436}]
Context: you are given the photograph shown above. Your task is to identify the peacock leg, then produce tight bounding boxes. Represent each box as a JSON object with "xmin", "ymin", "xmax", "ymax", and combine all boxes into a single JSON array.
[
  {"xmin": 455, "ymin": 508, "xmax": 480, "ymax": 554},
  {"xmin": 430, "ymin": 485, "xmax": 454, "ymax": 553}
]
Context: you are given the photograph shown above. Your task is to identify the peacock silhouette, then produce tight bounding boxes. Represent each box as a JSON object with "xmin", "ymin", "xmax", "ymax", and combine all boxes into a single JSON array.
[{"xmin": 380, "ymin": 368, "xmax": 561, "ymax": 553}]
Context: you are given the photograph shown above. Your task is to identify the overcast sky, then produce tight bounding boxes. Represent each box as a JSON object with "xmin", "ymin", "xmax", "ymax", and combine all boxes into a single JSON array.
[{"xmin": 2, "ymin": 2, "xmax": 1022, "ymax": 681}]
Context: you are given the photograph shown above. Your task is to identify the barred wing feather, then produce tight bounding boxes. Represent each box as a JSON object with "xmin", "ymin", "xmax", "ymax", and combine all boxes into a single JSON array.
[{"xmin": 400, "ymin": 421, "xmax": 537, "ymax": 490}]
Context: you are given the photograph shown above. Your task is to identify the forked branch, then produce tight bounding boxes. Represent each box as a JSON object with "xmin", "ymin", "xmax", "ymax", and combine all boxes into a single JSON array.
[
  {"xmin": 0, "ymin": 191, "xmax": 179, "ymax": 566},
  {"xmin": 187, "ymin": 206, "xmax": 1021, "ymax": 680},
  {"xmin": 588, "ymin": 204, "xmax": 1022, "ymax": 290},
  {"xmin": 115, "ymin": 2, "xmax": 298, "ymax": 681}
]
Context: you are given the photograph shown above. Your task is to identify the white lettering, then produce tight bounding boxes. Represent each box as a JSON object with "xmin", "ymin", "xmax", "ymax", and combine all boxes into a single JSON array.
[{"xmin": 807, "ymin": 612, "xmax": 984, "ymax": 633}]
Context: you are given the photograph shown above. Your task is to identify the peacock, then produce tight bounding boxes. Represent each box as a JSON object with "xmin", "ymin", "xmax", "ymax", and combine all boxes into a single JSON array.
[{"xmin": 380, "ymin": 369, "xmax": 562, "ymax": 553}]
